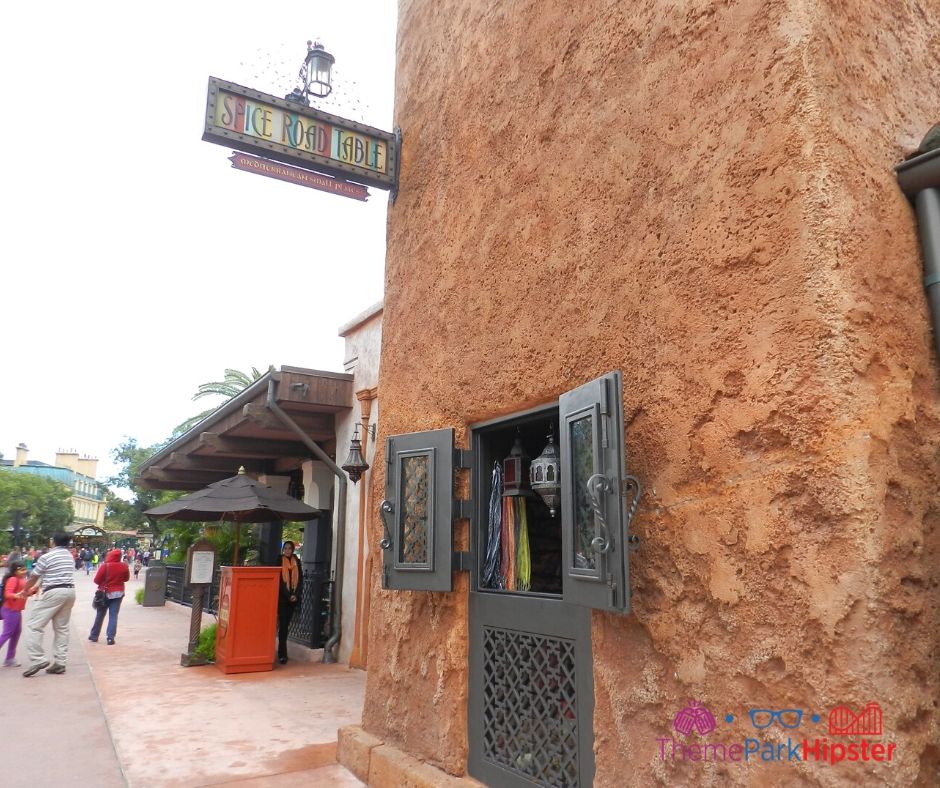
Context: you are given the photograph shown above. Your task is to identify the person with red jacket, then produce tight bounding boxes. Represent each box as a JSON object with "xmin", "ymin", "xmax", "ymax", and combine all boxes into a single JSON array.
[
  {"xmin": 0, "ymin": 561, "xmax": 36, "ymax": 666},
  {"xmin": 89, "ymin": 549, "xmax": 130, "ymax": 645}
]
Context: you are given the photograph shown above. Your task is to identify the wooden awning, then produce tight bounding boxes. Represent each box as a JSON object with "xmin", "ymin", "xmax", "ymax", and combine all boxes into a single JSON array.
[{"xmin": 136, "ymin": 366, "xmax": 352, "ymax": 491}]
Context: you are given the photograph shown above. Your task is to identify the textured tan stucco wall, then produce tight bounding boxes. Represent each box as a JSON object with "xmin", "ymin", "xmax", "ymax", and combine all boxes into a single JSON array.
[{"xmin": 364, "ymin": 0, "xmax": 940, "ymax": 784}]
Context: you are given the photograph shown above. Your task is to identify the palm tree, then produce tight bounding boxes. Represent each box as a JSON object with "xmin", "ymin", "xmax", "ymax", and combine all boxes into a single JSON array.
[{"xmin": 173, "ymin": 366, "xmax": 272, "ymax": 435}]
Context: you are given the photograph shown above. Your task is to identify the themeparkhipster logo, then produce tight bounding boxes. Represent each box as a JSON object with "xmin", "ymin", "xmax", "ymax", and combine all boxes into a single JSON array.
[{"xmin": 657, "ymin": 700, "xmax": 897, "ymax": 766}]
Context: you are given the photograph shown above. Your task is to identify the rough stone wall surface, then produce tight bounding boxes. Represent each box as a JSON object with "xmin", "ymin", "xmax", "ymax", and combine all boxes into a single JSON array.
[{"xmin": 364, "ymin": 0, "xmax": 940, "ymax": 784}]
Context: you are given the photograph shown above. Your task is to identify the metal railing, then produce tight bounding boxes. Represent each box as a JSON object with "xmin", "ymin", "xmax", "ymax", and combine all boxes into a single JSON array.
[
  {"xmin": 164, "ymin": 564, "xmax": 221, "ymax": 612},
  {"xmin": 288, "ymin": 571, "xmax": 332, "ymax": 649}
]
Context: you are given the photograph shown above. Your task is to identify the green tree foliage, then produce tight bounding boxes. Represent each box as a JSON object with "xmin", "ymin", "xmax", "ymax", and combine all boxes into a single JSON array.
[
  {"xmin": 0, "ymin": 472, "xmax": 72, "ymax": 550},
  {"xmin": 104, "ymin": 438, "xmax": 180, "ymax": 537},
  {"xmin": 163, "ymin": 523, "xmax": 244, "ymax": 566},
  {"xmin": 173, "ymin": 366, "xmax": 271, "ymax": 435}
]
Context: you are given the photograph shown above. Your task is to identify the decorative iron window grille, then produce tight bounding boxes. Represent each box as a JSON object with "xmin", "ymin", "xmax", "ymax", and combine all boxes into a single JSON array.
[
  {"xmin": 400, "ymin": 454, "xmax": 430, "ymax": 564},
  {"xmin": 482, "ymin": 626, "xmax": 580, "ymax": 787}
]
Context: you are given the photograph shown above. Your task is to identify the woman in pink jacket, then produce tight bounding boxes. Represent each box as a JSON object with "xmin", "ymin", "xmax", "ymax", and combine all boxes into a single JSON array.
[
  {"xmin": 89, "ymin": 549, "xmax": 130, "ymax": 645},
  {"xmin": 0, "ymin": 561, "xmax": 35, "ymax": 666}
]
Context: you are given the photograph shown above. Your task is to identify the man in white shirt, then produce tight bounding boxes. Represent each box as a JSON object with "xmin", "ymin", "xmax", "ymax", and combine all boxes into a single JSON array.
[{"xmin": 18, "ymin": 532, "xmax": 77, "ymax": 676}]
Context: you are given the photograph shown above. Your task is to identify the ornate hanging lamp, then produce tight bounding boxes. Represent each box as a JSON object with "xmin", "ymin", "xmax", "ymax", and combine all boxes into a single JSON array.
[
  {"xmin": 341, "ymin": 425, "xmax": 369, "ymax": 483},
  {"xmin": 502, "ymin": 435, "xmax": 529, "ymax": 495},
  {"xmin": 530, "ymin": 427, "xmax": 561, "ymax": 516}
]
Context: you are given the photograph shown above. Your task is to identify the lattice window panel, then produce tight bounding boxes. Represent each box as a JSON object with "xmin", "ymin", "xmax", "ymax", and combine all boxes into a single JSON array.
[
  {"xmin": 400, "ymin": 455, "xmax": 429, "ymax": 564},
  {"xmin": 482, "ymin": 627, "xmax": 580, "ymax": 787}
]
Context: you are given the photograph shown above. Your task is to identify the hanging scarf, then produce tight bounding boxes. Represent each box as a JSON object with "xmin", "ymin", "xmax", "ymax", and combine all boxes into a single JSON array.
[
  {"xmin": 482, "ymin": 462, "xmax": 503, "ymax": 588},
  {"xmin": 281, "ymin": 556, "xmax": 299, "ymax": 593},
  {"xmin": 500, "ymin": 496, "xmax": 517, "ymax": 591},
  {"xmin": 516, "ymin": 497, "xmax": 531, "ymax": 591}
]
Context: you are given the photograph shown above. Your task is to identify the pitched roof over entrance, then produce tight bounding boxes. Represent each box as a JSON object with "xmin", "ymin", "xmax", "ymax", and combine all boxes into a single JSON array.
[{"xmin": 136, "ymin": 366, "xmax": 352, "ymax": 491}]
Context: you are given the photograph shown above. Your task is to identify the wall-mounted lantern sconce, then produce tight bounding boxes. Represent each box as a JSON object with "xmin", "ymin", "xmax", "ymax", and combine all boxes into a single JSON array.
[
  {"xmin": 341, "ymin": 424, "xmax": 369, "ymax": 483},
  {"xmin": 285, "ymin": 40, "xmax": 335, "ymax": 105},
  {"xmin": 366, "ymin": 423, "xmax": 376, "ymax": 441}
]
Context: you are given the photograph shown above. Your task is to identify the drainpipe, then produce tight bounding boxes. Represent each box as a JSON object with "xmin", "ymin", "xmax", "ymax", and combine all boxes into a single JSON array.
[
  {"xmin": 915, "ymin": 187, "xmax": 940, "ymax": 363},
  {"xmin": 349, "ymin": 388, "xmax": 377, "ymax": 669},
  {"xmin": 896, "ymin": 128, "xmax": 940, "ymax": 363},
  {"xmin": 266, "ymin": 379, "xmax": 347, "ymax": 663}
]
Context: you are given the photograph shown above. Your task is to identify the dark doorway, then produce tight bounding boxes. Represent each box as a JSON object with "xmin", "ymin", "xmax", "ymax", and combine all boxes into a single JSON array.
[{"xmin": 468, "ymin": 405, "xmax": 595, "ymax": 787}]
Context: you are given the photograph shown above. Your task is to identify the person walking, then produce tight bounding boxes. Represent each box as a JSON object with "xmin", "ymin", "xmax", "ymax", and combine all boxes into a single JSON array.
[
  {"xmin": 0, "ymin": 561, "xmax": 36, "ymax": 667},
  {"xmin": 276, "ymin": 541, "xmax": 303, "ymax": 665},
  {"xmin": 81, "ymin": 547, "xmax": 93, "ymax": 576},
  {"xmin": 18, "ymin": 533, "xmax": 76, "ymax": 676},
  {"xmin": 89, "ymin": 549, "xmax": 130, "ymax": 645}
]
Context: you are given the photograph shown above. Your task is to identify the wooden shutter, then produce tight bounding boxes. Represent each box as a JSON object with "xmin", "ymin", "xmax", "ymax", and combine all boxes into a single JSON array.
[
  {"xmin": 559, "ymin": 371, "xmax": 633, "ymax": 612},
  {"xmin": 380, "ymin": 428, "xmax": 455, "ymax": 591}
]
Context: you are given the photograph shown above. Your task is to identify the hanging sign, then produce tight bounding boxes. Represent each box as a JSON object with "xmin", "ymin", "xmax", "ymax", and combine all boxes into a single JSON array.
[
  {"xmin": 228, "ymin": 153, "xmax": 369, "ymax": 201},
  {"xmin": 203, "ymin": 77, "xmax": 398, "ymax": 191}
]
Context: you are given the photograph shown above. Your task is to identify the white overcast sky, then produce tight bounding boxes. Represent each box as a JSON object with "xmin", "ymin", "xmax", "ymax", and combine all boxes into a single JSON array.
[{"xmin": 0, "ymin": 2, "xmax": 397, "ymax": 484}]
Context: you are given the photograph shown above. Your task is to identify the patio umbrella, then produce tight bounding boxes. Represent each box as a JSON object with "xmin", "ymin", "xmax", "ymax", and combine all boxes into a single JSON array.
[{"xmin": 144, "ymin": 468, "xmax": 321, "ymax": 563}]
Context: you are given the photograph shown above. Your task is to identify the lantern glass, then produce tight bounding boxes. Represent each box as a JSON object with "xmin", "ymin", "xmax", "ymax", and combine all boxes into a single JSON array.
[
  {"xmin": 304, "ymin": 41, "xmax": 334, "ymax": 99},
  {"xmin": 502, "ymin": 437, "xmax": 528, "ymax": 494}
]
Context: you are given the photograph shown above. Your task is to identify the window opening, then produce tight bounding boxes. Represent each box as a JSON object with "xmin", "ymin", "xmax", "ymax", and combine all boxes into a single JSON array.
[{"xmin": 477, "ymin": 410, "xmax": 562, "ymax": 597}]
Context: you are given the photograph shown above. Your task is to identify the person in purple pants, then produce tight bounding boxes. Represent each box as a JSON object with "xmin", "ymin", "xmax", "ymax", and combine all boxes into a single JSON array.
[{"xmin": 0, "ymin": 561, "xmax": 34, "ymax": 666}]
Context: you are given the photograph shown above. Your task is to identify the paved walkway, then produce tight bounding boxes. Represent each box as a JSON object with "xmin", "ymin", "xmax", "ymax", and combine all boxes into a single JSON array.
[{"xmin": 1, "ymin": 567, "xmax": 365, "ymax": 787}]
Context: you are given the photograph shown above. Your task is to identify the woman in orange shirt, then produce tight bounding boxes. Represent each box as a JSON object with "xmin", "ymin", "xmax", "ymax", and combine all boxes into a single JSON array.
[{"xmin": 277, "ymin": 541, "xmax": 303, "ymax": 665}]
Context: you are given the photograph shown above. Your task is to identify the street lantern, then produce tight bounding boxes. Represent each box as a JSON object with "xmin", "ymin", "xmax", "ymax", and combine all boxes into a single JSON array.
[
  {"xmin": 285, "ymin": 41, "xmax": 335, "ymax": 106},
  {"xmin": 304, "ymin": 40, "xmax": 335, "ymax": 99},
  {"xmin": 341, "ymin": 425, "xmax": 369, "ymax": 484}
]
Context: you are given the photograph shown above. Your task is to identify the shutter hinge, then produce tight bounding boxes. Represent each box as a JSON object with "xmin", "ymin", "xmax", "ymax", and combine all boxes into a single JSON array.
[
  {"xmin": 456, "ymin": 499, "xmax": 473, "ymax": 520},
  {"xmin": 452, "ymin": 551, "xmax": 472, "ymax": 572},
  {"xmin": 455, "ymin": 448, "xmax": 473, "ymax": 468},
  {"xmin": 382, "ymin": 563, "xmax": 389, "ymax": 589}
]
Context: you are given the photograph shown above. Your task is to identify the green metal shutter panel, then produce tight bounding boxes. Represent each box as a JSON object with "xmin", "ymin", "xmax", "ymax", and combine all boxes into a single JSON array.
[
  {"xmin": 559, "ymin": 371, "xmax": 634, "ymax": 613},
  {"xmin": 381, "ymin": 428, "xmax": 455, "ymax": 591}
]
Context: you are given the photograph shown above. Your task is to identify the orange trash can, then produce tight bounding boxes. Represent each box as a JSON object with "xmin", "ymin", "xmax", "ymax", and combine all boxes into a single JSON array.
[{"xmin": 215, "ymin": 566, "xmax": 279, "ymax": 674}]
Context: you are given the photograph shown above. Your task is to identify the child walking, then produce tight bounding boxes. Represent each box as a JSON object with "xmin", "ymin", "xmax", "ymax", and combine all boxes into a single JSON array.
[{"xmin": 0, "ymin": 561, "xmax": 33, "ymax": 667}]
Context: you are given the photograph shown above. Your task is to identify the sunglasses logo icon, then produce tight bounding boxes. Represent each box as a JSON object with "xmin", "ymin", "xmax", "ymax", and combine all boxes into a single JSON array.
[{"xmin": 748, "ymin": 709, "xmax": 803, "ymax": 729}]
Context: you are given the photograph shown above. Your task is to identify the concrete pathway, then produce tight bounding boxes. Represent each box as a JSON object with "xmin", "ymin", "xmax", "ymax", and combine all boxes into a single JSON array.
[{"xmin": 3, "ymin": 567, "xmax": 365, "ymax": 787}]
